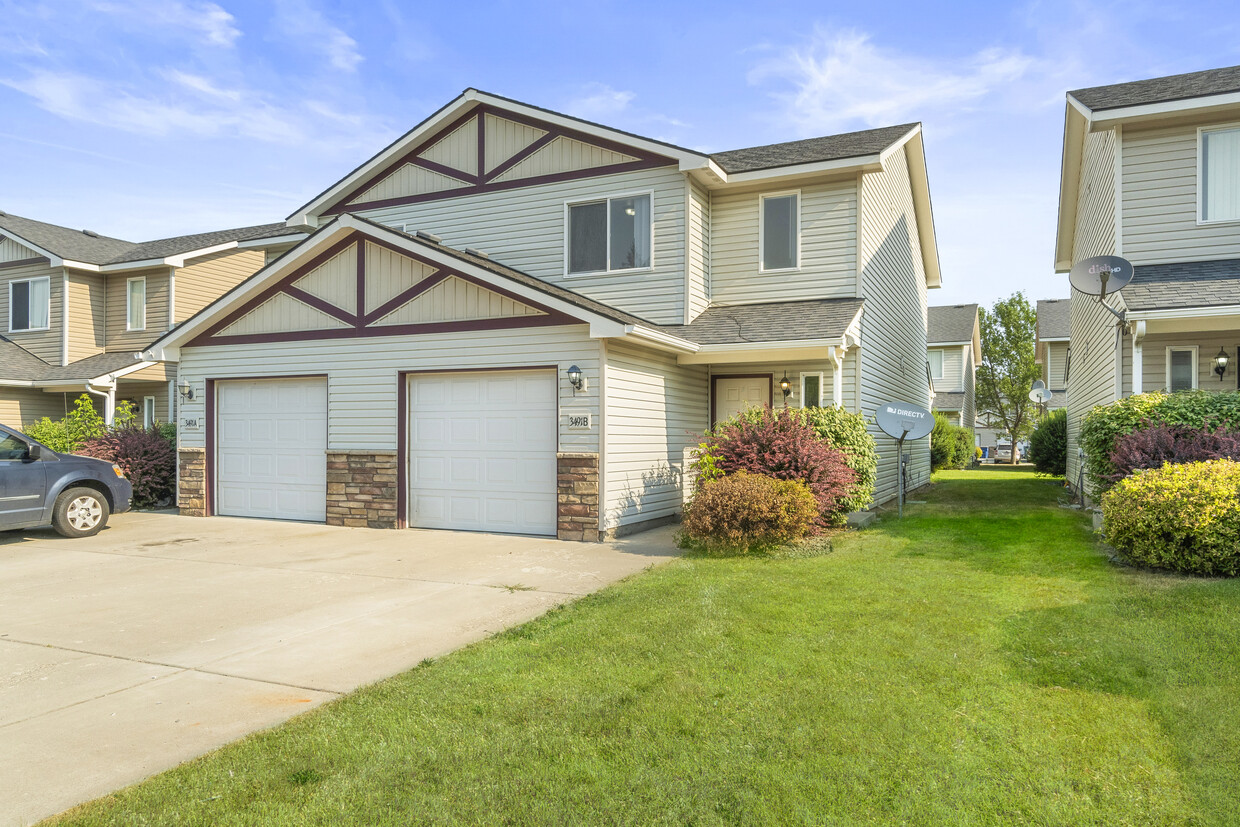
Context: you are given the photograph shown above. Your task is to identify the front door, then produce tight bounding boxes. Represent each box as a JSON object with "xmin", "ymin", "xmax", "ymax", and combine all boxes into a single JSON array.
[
  {"xmin": 0, "ymin": 432, "xmax": 47, "ymax": 527},
  {"xmin": 713, "ymin": 375, "xmax": 771, "ymax": 425}
]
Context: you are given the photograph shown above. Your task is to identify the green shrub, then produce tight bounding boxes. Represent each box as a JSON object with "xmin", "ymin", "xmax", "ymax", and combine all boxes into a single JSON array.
[
  {"xmin": 710, "ymin": 405, "xmax": 877, "ymax": 513},
  {"xmin": 1029, "ymin": 408, "xmax": 1068, "ymax": 476},
  {"xmin": 1081, "ymin": 391, "xmax": 1240, "ymax": 494},
  {"xmin": 931, "ymin": 413, "xmax": 973, "ymax": 471},
  {"xmin": 1101, "ymin": 459, "xmax": 1240, "ymax": 576},
  {"xmin": 23, "ymin": 395, "xmax": 107, "ymax": 453},
  {"xmin": 681, "ymin": 471, "xmax": 819, "ymax": 554}
]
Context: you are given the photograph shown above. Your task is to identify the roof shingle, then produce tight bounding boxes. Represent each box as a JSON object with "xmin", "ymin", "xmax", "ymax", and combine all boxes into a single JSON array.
[
  {"xmin": 710, "ymin": 124, "xmax": 918, "ymax": 174},
  {"xmin": 1037, "ymin": 299, "xmax": 1071, "ymax": 340},
  {"xmin": 1070, "ymin": 65, "xmax": 1240, "ymax": 111},
  {"xmin": 1124, "ymin": 259, "xmax": 1240, "ymax": 311},
  {"xmin": 660, "ymin": 299, "xmax": 864, "ymax": 345},
  {"xmin": 927, "ymin": 304, "xmax": 978, "ymax": 344}
]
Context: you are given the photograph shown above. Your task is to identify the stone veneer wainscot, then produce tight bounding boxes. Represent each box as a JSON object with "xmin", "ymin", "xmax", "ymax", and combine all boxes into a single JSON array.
[
  {"xmin": 557, "ymin": 452, "xmax": 600, "ymax": 542},
  {"xmin": 327, "ymin": 450, "xmax": 398, "ymax": 528}
]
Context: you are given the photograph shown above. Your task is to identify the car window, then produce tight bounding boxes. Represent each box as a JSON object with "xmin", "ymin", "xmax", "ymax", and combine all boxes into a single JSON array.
[{"xmin": 0, "ymin": 434, "xmax": 30, "ymax": 461}]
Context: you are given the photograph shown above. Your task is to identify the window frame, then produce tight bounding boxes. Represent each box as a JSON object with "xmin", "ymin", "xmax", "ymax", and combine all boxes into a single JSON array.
[
  {"xmin": 7, "ymin": 276, "xmax": 51, "ymax": 333},
  {"xmin": 126, "ymin": 276, "xmax": 146, "ymax": 332},
  {"xmin": 799, "ymin": 371, "xmax": 825, "ymax": 409},
  {"xmin": 928, "ymin": 349, "xmax": 945, "ymax": 381},
  {"xmin": 143, "ymin": 396, "xmax": 157, "ymax": 429},
  {"xmin": 758, "ymin": 190, "xmax": 801, "ymax": 273},
  {"xmin": 1197, "ymin": 123, "xmax": 1240, "ymax": 225},
  {"xmin": 1166, "ymin": 345, "xmax": 1199, "ymax": 391},
  {"xmin": 563, "ymin": 191, "xmax": 655, "ymax": 277}
]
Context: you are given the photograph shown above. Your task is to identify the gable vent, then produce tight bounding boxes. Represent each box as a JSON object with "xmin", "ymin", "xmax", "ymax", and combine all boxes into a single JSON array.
[
  {"xmin": 82, "ymin": 229, "xmax": 100, "ymax": 238},
  {"xmin": 415, "ymin": 230, "xmax": 442, "ymax": 244},
  {"xmin": 464, "ymin": 247, "xmax": 489, "ymax": 259}
]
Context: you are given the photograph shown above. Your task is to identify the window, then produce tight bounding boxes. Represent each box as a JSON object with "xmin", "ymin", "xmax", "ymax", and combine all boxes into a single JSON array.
[
  {"xmin": 1201, "ymin": 126, "xmax": 1240, "ymax": 222},
  {"xmin": 127, "ymin": 277, "xmax": 146, "ymax": 331},
  {"xmin": 928, "ymin": 349, "xmax": 944, "ymax": 380},
  {"xmin": 143, "ymin": 396, "xmax": 156, "ymax": 429},
  {"xmin": 800, "ymin": 372, "xmax": 824, "ymax": 408},
  {"xmin": 760, "ymin": 192, "xmax": 799, "ymax": 271},
  {"xmin": 8, "ymin": 277, "xmax": 50, "ymax": 332},
  {"xmin": 567, "ymin": 194, "xmax": 651, "ymax": 274},
  {"xmin": 1167, "ymin": 346, "xmax": 1198, "ymax": 391},
  {"xmin": 0, "ymin": 433, "xmax": 29, "ymax": 461}
]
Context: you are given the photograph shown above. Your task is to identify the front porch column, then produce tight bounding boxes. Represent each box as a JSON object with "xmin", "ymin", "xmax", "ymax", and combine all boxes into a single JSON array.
[
  {"xmin": 830, "ymin": 346, "xmax": 845, "ymax": 407},
  {"xmin": 1131, "ymin": 320, "xmax": 1145, "ymax": 395}
]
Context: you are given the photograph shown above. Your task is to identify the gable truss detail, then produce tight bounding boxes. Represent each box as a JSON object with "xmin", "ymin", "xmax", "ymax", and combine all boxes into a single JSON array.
[{"xmin": 324, "ymin": 104, "xmax": 673, "ymax": 215}]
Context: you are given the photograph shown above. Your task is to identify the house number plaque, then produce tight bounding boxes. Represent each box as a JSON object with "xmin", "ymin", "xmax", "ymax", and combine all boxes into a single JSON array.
[{"xmin": 563, "ymin": 411, "xmax": 592, "ymax": 431}]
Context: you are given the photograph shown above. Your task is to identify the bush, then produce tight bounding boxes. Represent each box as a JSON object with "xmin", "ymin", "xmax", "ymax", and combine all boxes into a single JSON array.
[
  {"xmin": 76, "ymin": 426, "xmax": 176, "ymax": 508},
  {"xmin": 681, "ymin": 471, "xmax": 819, "ymax": 554},
  {"xmin": 1081, "ymin": 391, "xmax": 1240, "ymax": 494},
  {"xmin": 693, "ymin": 406, "xmax": 859, "ymax": 527},
  {"xmin": 1108, "ymin": 424, "xmax": 1240, "ymax": 483},
  {"xmin": 1029, "ymin": 408, "xmax": 1068, "ymax": 476},
  {"xmin": 1101, "ymin": 459, "xmax": 1240, "ymax": 576},
  {"xmin": 23, "ymin": 395, "xmax": 107, "ymax": 453},
  {"xmin": 931, "ymin": 413, "xmax": 973, "ymax": 471}
]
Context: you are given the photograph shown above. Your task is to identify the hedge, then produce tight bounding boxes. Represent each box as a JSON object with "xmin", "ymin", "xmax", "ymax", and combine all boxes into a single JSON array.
[
  {"xmin": 1029, "ymin": 408, "xmax": 1067, "ymax": 476},
  {"xmin": 931, "ymin": 413, "xmax": 973, "ymax": 472},
  {"xmin": 681, "ymin": 471, "xmax": 819, "ymax": 554}
]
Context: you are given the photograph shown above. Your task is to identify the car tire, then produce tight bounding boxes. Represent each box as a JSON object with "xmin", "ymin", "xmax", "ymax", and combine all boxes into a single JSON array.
[{"xmin": 52, "ymin": 487, "xmax": 110, "ymax": 538}]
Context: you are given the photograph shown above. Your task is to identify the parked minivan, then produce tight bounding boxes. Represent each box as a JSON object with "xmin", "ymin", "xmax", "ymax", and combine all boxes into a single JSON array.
[{"xmin": 0, "ymin": 424, "xmax": 132, "ymax": 537}]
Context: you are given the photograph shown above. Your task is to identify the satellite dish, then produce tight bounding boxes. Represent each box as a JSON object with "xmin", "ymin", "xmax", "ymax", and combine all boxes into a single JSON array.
[
  {"xmin": 1070, "ymin": 255, "xmax": 1134, "ymax": 300},
  {"xmin": 875, "ymin": 401, "xmax": 934, "ymax": 441},
  {"xmin": 1029, "ymin": 387, "xmax": 1053, "ymax": 404}
]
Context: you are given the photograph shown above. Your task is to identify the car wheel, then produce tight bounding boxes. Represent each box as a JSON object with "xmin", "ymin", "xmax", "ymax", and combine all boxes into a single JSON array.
[{"xmin": 52, "ymin": 487, "xmax": 110, "ymax": 538}]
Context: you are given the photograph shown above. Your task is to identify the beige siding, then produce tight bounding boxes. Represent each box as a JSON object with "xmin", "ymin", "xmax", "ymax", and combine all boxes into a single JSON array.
[
  {"xmin": 375, "ymin": 276, "xmax": 544, "ymax": 325},
  {"xmin": 354, "ymin": 165, "xmax": 688, "ymax": 324},
  {"xmin": 421, "ymin": 115, "xmax": 478, "ymax": 176},
  {"xmin": 355, "ymin": 164, "xmax": 471, "ymax": 203},
  {"xmin": 483, "ymin": 113, "xmax": 546, "ymax": 173},
  {"xmin": 65, "ymin": 269, "xmax": 106, "ymax": 362},
  {"xmin": 2, "ymin": 261, "xmax": 63, "ymax": 364},
  {"xmin": 175, "ymin": 249, "xmax": 265, "ymax": 324},
  {"xmin": 930, "ymin": 345, "xmax": 964, "ymax": 392},
  {"xmin": 1045, "ymin": 341, "xmax": 1070, "ymax": 390},
  {"xmin": 710, "ymin": 354, "xmax": 858, "ymax": 417},
  {"xmin": 710, "ymin": 177, "xmax": 858, "ymax": 305},
  {"xmin": 1066, "ymin": 128, "xmax": 1120, "ymax": 494},
  {"xmin": 686, "ymin": 178, "xmax": 710, "ymax": 322},
  {"xmin": 176, "ymin": 325, "xmax": 601, "ymax": 456},
  {"xmin": 291, "ymin": 244, "xmax": 358, "ymax": 313},
  {"xmin": 364, "ymin": 241, "xmax": 437, "ymax": 313},
  {"xmin": 1, "ymin": 388, "xmax": 80, "ymax": 429},
  {"xmin": 218, "ymin": 293, "xmax": 350, "ymax": 337},
  {"xmin": 603, "ymin": 340, "xmax": 709, "ymax": 531},
  {"xmin": 1122, "ymin": 122, "xmax": 1240, "ymax": 264},
  {"xmin": 1131, "ymin": 332, "xmax": 1240, "ymax": 393},
  {"xmin": 962, "ymin": 346, "xmax": 976, "ymax": 427},
  {"xmin": 858, "ymin": 146, "xmax": 932, "ymax": 504},
  {"xmin": 105, "ymin": 268, "xmax": 170, "ymax": 352},
  {"xmin": 0, "ymin": 236, "xmax": 41, "ymax": 263},
  {"xmin": 116, "ymin": 379, "xmax": 173, "ymax": 425},
  {"xmin": 493, "ymin": 136, "xmax": 636, "ymax": 183}
]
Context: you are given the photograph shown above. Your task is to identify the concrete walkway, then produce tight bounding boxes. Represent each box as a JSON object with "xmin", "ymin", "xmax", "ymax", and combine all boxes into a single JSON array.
[{"xmin": 0, "ymin": 512, "xmax": 677, "ymax": 825}]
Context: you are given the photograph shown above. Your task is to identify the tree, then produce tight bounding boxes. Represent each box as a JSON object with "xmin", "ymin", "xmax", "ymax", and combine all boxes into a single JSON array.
[{"xmin": 976, "ymin": 293, "xmax": 1041, "ymax": 464}]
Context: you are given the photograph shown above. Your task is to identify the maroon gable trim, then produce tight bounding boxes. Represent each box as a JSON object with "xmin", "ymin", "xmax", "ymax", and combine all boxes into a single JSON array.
[{"xmin": 321, "ymin": 103, "xmax": 675, "ymax": 216}]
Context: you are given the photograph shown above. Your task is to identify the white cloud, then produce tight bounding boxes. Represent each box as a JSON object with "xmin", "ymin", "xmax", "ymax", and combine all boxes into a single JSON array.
[
  {"xmin": 272, "ymin": 0, "xmax": 363, "ymax": 72},
  {"xmin": 566, "ymin": 83, "xmax": 636, "ymax": 120},
  {"xmin": 749, "ymin": 27, "xmax": 1037, "ymax": 135},
  {"xmin": 89, "ymin": 0, "xmax": 241, "ymax": 47}
]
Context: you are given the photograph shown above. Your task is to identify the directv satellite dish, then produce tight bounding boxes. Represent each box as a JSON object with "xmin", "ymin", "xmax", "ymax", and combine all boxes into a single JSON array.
[
  {"xmin": 1070, "ymin": 255, "xmax": 1134, "ymax": 300},
  {"xmin": 875, "ymin": 401, "xmax": 934, "ymax": 441}
]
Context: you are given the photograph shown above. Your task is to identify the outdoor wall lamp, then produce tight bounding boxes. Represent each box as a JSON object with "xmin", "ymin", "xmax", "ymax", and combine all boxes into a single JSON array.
[
  {"xmin": 177, "ymin": 379, "xmax": 195, "ymax": 402},
  {"xmin": 566, "ymin": 365, "xmax": 586, "ymax": 393},
  {"xmin": 780, "ymin": 373, "xmax": 793, "ymax": 399},
  {"xmin": 1216, "ymin": 347, "xmax": 1230, "ymax": 381}
]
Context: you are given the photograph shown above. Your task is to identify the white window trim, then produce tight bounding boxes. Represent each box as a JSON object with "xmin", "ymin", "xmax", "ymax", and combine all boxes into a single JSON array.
[
  {"xmin": 928, "ymin": 349, "xmax": 945, "ymax": 381},
  {"xmin": 563, "ymin": 190, "xmax": 656, "ymax": 277},
  {"xmin": 126, "ymin": 276, "xmax": 146, "ymax": 331},
  {"xmin": 758, "ymin": 189, "xmax": 801, "ymax": 273},
  {"xmin": 1197, "ymin": 123, "xmax": 1240, "ymax": 225},
  {"xmin": 7, "ymin": 276, "xmax": 51, "ymax": 333},
  {"xmin": 143, "ymin": 396, "xmax": 156, "ymax": 429},
  {"xmin": 799, "ymin": 371, "xmax": 824, "ymax": 408},
  {"xmin": 1166, "ymin": 345, "xmax": 1199, "ymax": 391}
]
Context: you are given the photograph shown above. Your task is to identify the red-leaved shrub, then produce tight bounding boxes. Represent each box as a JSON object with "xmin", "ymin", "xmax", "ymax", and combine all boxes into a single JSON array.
[
  {"xmin": 700, "ymin": 406, "xmax": 858, "ymax": 527},
  {"xmin": 682, "ymin": 471, "xmax": 819, "ymax": 554},
  {"xmin": 76, "ymin": 427, "xmax": 176, "ymax": 508},
  {"xmin": 1108, "ymin": 424, "xmax": 1240, "ymax": 482}
]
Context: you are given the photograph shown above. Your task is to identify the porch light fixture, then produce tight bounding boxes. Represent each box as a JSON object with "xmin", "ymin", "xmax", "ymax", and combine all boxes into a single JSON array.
[
  {"xmin": 566, "ymin": 365, "xmax": 586, "ymax": 393},
  {"xmin": 1215, "ymin": 347, "xmax": 1230, "ymax": 380},
  {"xmin": 177, "ymin": 379, "xmax": 195, "ymax": 402},
  {"xmin": 779, "ymin": 373, "xmax": 793, "ymax": 399}
]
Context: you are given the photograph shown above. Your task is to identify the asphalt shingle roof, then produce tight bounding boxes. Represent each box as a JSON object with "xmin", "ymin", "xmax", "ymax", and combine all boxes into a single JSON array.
[
  {"xmin": 659, "ymin": 298, "xmax": 865, "ymax": 345},
  {"xmin": 932, "ymin": 391, "xmax": 965, "ymax": 412},
  {"xmin": 1037, "ymin": 299, "xmax": 1071, "ymax": 340},
  {"xmin": 112, "ymin": 223, "xmax": 305, "ymax": 264},
  {"xmin": 1123, "ymin": 259, "xmax": 1240, "ymax": 311},
  {"xmin": 1070, "ymin": 65, "xmax": 1240, "ymax": 111},
  {"xmin": 927, "ymin": 304, "xmax": 978, "ymax": 344},
  {"xmin": 710, "ymin": 124, "xmax": 919, "ymax": 174},
  {"xmin": 0, "ymin": 336, "xmax": 144, "ymax": 384},
  {"xmin": 0, "ymin": 336, "xmax": 53, "ymax": 381}
]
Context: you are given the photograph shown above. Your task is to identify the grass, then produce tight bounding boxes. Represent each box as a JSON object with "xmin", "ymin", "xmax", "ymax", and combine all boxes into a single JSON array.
[{"xmin": 52, "ymin": 466, "xmax": 1240, "ymax": 826}]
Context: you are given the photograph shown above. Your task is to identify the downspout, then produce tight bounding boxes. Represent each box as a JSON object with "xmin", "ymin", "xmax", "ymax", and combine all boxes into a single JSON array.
[{"xmin": 84, "ymin": 382, "xmax": 116, "ymax": 425}]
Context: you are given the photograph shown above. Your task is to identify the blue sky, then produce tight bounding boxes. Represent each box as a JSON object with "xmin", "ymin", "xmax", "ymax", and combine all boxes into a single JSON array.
[{"xmin": 2, "ymin": 0, "xmax": 1239, "ymax": 307}]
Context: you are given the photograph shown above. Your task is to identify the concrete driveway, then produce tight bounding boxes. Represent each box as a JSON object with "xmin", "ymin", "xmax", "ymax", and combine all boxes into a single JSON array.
[{"xmin": 0, "ymin": 512, "xmax": 676, "ymax": 825}]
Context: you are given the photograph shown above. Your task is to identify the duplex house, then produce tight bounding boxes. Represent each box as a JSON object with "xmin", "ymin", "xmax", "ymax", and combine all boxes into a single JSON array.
[
  {"xmin": 1056, "ymin": 65, "xmax": 1240, "ymax": 495},
  {"xmin": 144, "ymin": 89, "xmax": 941, "ymax": 540},
  {"xmin": 0, "ymin": 213, "xmax": 305, "ymax": 427},
  {"xmin": 1035, "ymin": 298, "xmax": 1070, "ymax": 412},
  {"xmin": 927, "ymin": 303, "xmax": 980, "ymax": 428}
]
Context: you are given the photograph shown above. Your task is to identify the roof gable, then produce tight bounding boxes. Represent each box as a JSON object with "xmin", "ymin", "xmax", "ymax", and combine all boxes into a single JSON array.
[{"xmin": 927, "ymin": 304, "xmax": 978, "ymax": 344}]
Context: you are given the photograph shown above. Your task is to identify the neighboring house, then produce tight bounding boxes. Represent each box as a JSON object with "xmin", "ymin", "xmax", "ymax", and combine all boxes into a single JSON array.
[
  {"xmin": 1056, "ymin": 65, "xmax": 1240, "ymax": 494},
  {"xmin": 144, "ymin": 89, "xmax": 942, "ymax": 540},
  {"xmin": 0, "ymin": 213, "xmax": 306, "ymax": 427},
  {"xmin": 927, "ymin": 303, "xmax": 980, "ymax": 428},
  {"xmin": 1035, "ymin": 298, "xmax": 1070, "ymax": 411}
]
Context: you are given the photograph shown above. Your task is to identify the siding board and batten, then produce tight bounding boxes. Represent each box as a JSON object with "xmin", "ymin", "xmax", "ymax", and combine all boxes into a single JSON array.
[{"xmin": 0, "ymin": 236, "xmax": 41, "ymax": 263}]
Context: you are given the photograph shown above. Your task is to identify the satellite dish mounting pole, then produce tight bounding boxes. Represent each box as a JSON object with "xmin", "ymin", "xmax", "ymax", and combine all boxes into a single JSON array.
[{"xmin": 898, "ymin": 429, "xmax": 908, "ymax": 518}]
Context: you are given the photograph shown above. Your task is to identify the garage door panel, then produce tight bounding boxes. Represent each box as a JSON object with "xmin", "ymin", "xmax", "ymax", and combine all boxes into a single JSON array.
[{"xmin": 409, "ymin": 370, "xmax": 556, "ymax": 535}]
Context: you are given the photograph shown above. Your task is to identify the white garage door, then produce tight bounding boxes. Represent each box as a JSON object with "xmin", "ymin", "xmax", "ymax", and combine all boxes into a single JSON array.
[
  {"xmin": 408, "ymin": 370, "xmax": 557, "ymax": 535},
  {"xmin": 216, "ymin": 377, "xmax": 328, "ymax": 522}
]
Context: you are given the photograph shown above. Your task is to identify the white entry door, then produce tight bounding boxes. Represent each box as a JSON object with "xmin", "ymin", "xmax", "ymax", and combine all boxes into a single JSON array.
[
  {"xmin": 408, "ymin": 370, "xmax": 557, "ymax": 535},
  {"xmin": 215, "ymin": 377, "xmax": 328, "ymax": 522},
  {"xmin": 713, "ymin": 375, "xmax": 771, "ymax": 424}
]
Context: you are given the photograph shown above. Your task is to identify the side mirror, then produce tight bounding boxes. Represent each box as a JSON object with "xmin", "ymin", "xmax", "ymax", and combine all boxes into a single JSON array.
[{"xmin": 26, "ymin": 444, "xmax": 43, "ymax": 460}]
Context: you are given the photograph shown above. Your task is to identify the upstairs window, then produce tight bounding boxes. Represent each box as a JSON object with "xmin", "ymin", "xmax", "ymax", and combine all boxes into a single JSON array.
[
  {"xmin": 1201, "ymin": 126, "xmax": 1240, "ymax": 222},
  {"xmin": 127, "ymin": 277, "xmax": 146, "ymax": 331},
  {"xmin": 567, "ymin": 194, "xmax": 652, "ymax": 274},
  {"xmin": 9, "ymin": 276, "xmax": 50, "ymax": 332},
  {"xmin": 760, "ymin": 192, "xmax": 799, "ymax": 271},
  {"xmin": 928, "ymin": 349, "xmax": 944, "ymax": 381}
]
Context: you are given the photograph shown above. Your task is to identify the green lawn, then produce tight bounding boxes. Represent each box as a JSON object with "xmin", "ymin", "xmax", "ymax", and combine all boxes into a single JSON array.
[{"xmin": 54, "ymin": 467, "xmax": 1240, "ymax": 826}]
